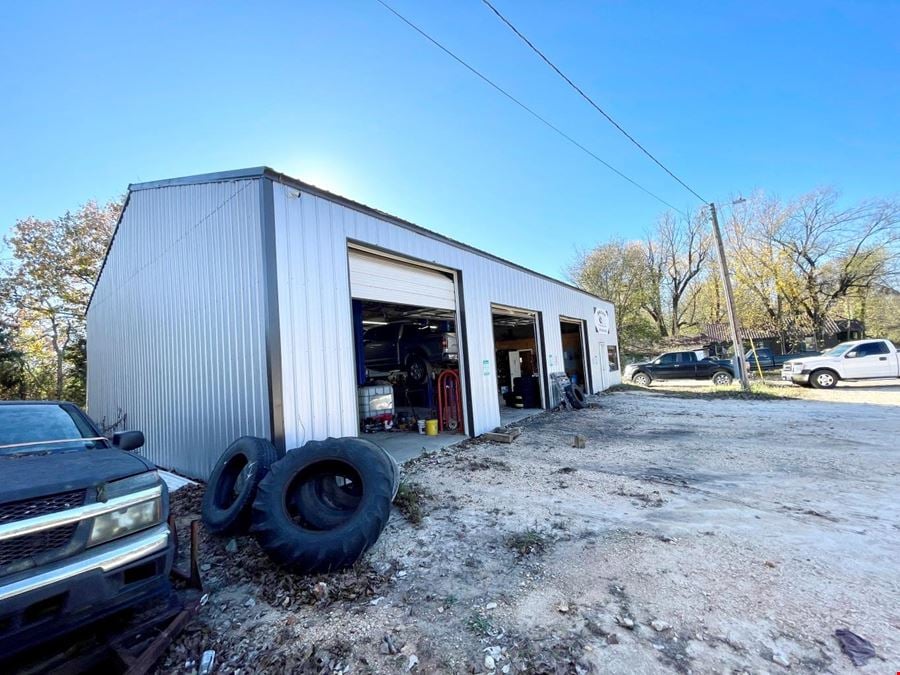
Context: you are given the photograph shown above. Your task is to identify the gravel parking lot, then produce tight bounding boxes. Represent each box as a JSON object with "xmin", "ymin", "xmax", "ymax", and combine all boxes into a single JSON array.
[{"xmin": 163, "ymin": 384, "xmax": 900, "ymax": 674}]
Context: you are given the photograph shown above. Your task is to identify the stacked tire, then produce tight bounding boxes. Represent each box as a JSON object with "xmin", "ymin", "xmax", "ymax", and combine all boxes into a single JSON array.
[{"xmin": 202, "ymin": 436, "xmax": 398, "ymax": 574}]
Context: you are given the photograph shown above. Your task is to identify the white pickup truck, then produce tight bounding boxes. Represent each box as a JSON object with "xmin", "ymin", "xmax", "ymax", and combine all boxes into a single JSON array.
[{"xmin": 782, "ymin": 339, "xmax": 900, "ymax": 388}]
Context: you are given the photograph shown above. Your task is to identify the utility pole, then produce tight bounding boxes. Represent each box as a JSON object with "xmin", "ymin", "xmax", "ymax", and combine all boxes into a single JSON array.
[{"xmin": 709, "ymin": 202, "xmax": 750, "ymax": 391}]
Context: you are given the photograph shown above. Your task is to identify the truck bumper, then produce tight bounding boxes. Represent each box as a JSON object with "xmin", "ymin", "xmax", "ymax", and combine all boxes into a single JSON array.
[
  {"xmin": 0, "ymin": 523, "xmax": 173, "ymax": 659},
  {"xmin": 790, "ymin": 373, "xmax": 810, "ymax": 385}
]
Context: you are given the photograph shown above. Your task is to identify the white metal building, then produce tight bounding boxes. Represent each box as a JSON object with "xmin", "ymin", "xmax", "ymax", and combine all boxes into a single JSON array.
[{"xmin": 87, "ymin": 168, "xmax": 620, "ymax": 478}]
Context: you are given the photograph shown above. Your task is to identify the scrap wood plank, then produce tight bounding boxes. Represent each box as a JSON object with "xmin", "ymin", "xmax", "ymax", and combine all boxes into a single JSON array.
[{"xmin": 483, "ymin": 427, "xmax": 521, "ymax": 443}]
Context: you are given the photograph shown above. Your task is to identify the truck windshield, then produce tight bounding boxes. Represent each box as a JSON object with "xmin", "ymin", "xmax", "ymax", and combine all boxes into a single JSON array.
[
  {"xmin": 0, "ymin": 404, "xmax": 101, "ymax": 454},
  {"xmin": 822, "ymin": 344, "xmax": 853, "ymax": 357}
]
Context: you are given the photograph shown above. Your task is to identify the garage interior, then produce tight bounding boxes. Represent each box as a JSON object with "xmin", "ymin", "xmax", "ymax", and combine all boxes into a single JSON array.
[
  {"xmin": 560, "ymin": 318, "xmax": 589, "ymax": 392},
  {"xmin": 492, "ymin": 307, "xmax": 545, "ymax": 425},
  {"xmin": 349, "ymin": 249, "xmax": 467, "ymax": 462}
]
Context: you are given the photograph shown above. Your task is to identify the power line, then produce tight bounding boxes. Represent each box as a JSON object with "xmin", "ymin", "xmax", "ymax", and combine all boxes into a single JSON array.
[
  {"xmin": 374, "ymin": 0, "xmax": 688, "ymax": 217},
  {"xmin": 481, "ymin": 0, "xmax": 707, "ymax": 205}
]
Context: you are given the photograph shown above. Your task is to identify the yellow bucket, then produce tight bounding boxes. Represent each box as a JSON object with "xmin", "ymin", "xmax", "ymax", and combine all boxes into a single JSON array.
[{"xmin": 425, "ymin": 419, "xmax": 439, "ymax": 436}]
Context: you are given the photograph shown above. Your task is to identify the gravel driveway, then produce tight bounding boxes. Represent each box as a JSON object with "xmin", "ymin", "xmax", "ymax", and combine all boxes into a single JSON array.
[{"xmin": 162, "ymin": 386, "xmax": 900, "ymax": 674}]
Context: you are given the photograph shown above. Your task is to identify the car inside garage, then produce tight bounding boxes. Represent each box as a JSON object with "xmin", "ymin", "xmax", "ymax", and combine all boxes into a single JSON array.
[
  {"xmin": 492, "ymin": 306, "xmax": 546, "ymax": 424},
  {"xmin": 348, "ymin": 248, "xmax": 468, "ymax": 461}
]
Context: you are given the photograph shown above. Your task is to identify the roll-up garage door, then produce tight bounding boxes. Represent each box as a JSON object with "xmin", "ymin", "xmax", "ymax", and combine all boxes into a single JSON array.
[{"xmin": 348, "ymin": 249, "xmax": 456, "ymax": 310}]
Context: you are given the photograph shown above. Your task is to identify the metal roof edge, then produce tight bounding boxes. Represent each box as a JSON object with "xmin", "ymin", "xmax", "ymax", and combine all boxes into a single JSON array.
[
  {"xmin": 128, "ymin": 167, "xmax": 268, "ymax": 192},
  {"xmin": 87, "ymin": 165, "xmax": 613, "ymax": 314},
  {"xmin": 86, "ymin": 189, "xmax": 131, "ymax": 315}
]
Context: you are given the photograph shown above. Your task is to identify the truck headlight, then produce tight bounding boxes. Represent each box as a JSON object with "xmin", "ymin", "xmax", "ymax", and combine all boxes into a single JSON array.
[
  {"xmin": 89, "ymin": 498, "xmax": 162, "ymax": 546},
  {"xmin": 792, "ymin": 364, "xmax": 803, "ymax": 373}
]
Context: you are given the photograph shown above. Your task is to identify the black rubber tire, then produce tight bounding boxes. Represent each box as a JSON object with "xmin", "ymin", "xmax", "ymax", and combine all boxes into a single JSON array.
[
  {"xmin": 632, "ymin": 372, "xmax": 652, "ymax": 387},
  {"xmin": 810, "ymin": 369, "xmax": 838, "ymax": 389},
  {"xmin": 711, "ymin": 370, "xmax": 733, "ymax": 386},
  {"xmin": 293, "ymin": 437, "xmax": 396, "ymax": 530},
  {"xmin": 251, "ymin": 438, "xmax": 394, "ymax": 573},
  {"xmin": 405, "ymin": 353, "xmax": 432, "ymax": 385},
  {"xmin": 202, "ymin": 436, "xmax": 279, "ymax": 536},
  {"xmin": 565, "ymin": 384, "xmax": 586, "ymax": 409}
]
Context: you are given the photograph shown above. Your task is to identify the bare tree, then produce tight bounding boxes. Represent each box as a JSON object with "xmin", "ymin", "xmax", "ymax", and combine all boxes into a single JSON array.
[
  {"xmin": 646, "ymin": 211, "xmax": 711, "ymax": 337},
  {"xmin": 773, "ymin": 189, "xmax": 900, "ymax": 344}
]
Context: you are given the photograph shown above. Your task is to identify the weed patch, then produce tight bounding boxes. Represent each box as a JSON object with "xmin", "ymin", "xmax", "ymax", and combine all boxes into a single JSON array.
[
  {"xmin": 393, "ymin": 481, "xmax": 429, "ymax": 525},
  {"xmin": 505, "ymin": 528, "xmax": 549, "ymax": 557},
  {"xmin": 465, "ymin": 613, "xmax": 494, "ymax": 637}
]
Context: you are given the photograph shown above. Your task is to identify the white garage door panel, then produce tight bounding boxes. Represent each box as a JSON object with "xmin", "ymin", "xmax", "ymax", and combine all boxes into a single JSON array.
[{"xmin": 349, "ymin": 249, "xmax": 456, "ymax": 310}]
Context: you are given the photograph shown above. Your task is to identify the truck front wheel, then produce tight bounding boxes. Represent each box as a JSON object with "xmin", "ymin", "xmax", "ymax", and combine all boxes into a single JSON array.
[
  {"xmin": 632, "ymin": 372, "xmax": 651, "ymax": 387},
  {"xmin": 810, "ymin": 369, "xmax": 838, "ymax": 389}
]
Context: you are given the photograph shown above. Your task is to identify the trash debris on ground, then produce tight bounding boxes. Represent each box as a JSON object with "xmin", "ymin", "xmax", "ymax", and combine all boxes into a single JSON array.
[{"xmin": 834, "ymin": 628, "xmax": 877, "ymax": 666}]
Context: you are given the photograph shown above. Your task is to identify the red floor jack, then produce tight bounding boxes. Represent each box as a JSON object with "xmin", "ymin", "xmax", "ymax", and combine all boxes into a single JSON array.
[{"xmin": 437, "ymin": 369, "xmax": 464, "ymax": 433}]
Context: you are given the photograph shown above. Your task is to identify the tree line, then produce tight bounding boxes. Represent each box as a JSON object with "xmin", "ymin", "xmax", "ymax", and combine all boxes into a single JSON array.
[
  {"xmin": 0, "ymin": 200, "xmax": 120, "ymax": 403},
  {"xmin": 569, "ymin": 188, "xmax": 900, "ymax": 356}
]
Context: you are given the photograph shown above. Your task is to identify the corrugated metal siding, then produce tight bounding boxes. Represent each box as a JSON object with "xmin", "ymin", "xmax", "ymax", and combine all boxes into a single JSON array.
[
  {"xmin": 272, "ymin": 182, "xmax": 620, "ymax": 449},
  {"xmin": 87, "ymin": 179, "xmax": 270, "ymax": 479}
]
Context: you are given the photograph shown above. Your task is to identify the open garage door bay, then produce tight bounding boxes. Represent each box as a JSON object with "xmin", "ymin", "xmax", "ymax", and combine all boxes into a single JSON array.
[{"xmin": 348, "ymin": 249, "xmax": 456, "ymax": 311}]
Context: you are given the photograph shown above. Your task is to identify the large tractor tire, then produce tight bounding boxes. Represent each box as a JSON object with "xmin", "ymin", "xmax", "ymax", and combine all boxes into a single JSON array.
[
  {"xmin": 251, "ymin": 438, "xmax": 394, "ymax": 573},
  {"xmin": 293, "ymin": 437, "xmax": 398, "ymax": 530}
]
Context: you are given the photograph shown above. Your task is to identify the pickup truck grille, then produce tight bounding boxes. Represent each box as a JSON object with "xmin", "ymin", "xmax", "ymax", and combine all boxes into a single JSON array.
[
  {"xmin": 0, "ymin": 489, "xmax": 86, "ymax": 524},
  {"xmin": 0, "ymin": 523, "xmax": 79, "ymax": 571},
  {"xmin": 0, "ymin": 490, "xmax": 87, "ymax": 576}
]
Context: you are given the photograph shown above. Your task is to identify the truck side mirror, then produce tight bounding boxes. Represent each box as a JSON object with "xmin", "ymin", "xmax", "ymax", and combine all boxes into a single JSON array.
[
  {"xmin": 845, "ymin": 351, "xmax": 858, "ymax": 359},
  {"xmin": 112, "ymin": 430, "xmax": 145, "ymax": 451}
]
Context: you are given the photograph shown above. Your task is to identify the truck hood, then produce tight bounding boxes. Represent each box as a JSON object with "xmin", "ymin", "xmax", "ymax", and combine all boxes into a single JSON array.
[
  {"xmin": 0, "ymin": 447, "xmax": 155, "ymax": 504},
  {"xmin": 783, "ymin": 356, "xmax": 838, "ymax": 369}
]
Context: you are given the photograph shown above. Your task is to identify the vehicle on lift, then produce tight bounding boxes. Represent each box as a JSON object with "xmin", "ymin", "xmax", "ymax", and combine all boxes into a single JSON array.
[
  {"xmin": 624, "ymin": 351, "xmax": 735, "ymax": 386},
  {"xmin": 783, "ymin": 339, "xmax": 900, "ymax": 388},
  {"xmin": 0, "ymin": 401, "xmax": 173, "ymax": 660},
  {"xmin": 363, "ymin": 320, "xmax": 458, "ymax": 384}
]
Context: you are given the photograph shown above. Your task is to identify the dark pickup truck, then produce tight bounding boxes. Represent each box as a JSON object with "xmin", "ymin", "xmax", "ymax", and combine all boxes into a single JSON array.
[
  {"xmin": 0, "ymin": 401, "xmax": 173, "ymax": 660},
  {"xmin": 364, "ymin": 321, "xmax": 458, "ymax": 384},
  {"xmin": 623, "ymin": 351, "xmax": 735, "ymax": 386},
  {"xmin": 741, "ymin": 348, "xmax": 820, "ymax": 370}
]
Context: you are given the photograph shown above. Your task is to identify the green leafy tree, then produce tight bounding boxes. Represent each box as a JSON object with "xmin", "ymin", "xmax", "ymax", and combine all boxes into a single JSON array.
[
  {"xmin": 568, "ymin": 239, "xmax": 659, "ymax": 353},
  {"xmin": 1, "ymin": 200, "xmax": 119, "ymax": 402},
  {"xmin": 0, "ymin": 320, "xmax": 25, "ymax": 398}
]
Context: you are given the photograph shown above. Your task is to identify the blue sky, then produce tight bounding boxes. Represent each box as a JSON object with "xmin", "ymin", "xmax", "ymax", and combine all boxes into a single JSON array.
[{"xmin": 1, "ymin": 1, "xmax": 897, "ymax": 278}]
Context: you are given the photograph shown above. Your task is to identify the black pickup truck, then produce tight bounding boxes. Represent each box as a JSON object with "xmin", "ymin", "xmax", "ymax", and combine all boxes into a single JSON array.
[
  {"xmin": 623, "ymin": 351, "xmax": 735, "ymax": 386},
  {"xmin": 364, "ymin": 321, "xmax": 458, "ymax": 384},
  {"xmin": 0, "ymin": 401, "xmax": 173, "ymax": 660},
  {"xmin": 741, "ymin": 348, "xmax": 820, "ymax": 370}
]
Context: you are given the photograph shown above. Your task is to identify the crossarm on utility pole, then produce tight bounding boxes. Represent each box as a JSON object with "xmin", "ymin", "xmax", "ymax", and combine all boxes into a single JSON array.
[{"xmin": 709, "ymin": 203, "xmax": 751, "ymax": 391}]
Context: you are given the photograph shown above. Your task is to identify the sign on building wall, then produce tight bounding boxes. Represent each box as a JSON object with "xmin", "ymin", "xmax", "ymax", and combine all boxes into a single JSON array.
[{"xmin": 593, "ymin": 307, "xmax": 610, "ymax": 335}]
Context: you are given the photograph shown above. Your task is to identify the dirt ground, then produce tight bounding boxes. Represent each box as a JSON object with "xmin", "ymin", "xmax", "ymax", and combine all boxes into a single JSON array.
[{"xmin": 160, "ymin": 384, "xmax": 900, "ymax": 674}]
